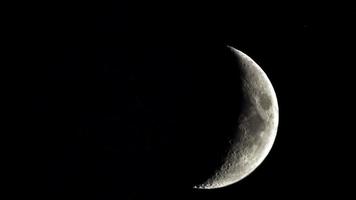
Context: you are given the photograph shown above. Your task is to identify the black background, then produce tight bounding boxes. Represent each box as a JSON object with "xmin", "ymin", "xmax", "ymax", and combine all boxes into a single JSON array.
[{"xmin": 23, "ymin": 1, "xmax": 351, "ymax": 199}]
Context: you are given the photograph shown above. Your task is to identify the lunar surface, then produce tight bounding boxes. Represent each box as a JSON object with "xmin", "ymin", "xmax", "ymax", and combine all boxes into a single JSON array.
[{"xmin": 193, "ymin": 46, "xmax": 279, "ymax": 189}]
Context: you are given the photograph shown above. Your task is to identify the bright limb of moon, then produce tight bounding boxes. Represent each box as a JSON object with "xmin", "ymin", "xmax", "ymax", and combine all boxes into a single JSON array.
[{"xmin": 193, "ymin": 46, "xmax": 279, "ymax": 189}]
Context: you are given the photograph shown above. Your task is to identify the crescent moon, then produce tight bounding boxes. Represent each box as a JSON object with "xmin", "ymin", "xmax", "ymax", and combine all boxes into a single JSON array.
[{"xmin": 193, "ymin": 46, "xmax": 279, "ymax": 189}]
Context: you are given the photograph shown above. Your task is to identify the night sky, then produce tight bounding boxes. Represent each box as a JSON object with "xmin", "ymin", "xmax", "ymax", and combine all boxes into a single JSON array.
[{"xmin": 24, "ymin": 1, "xmax": 350, "ymax": 199}]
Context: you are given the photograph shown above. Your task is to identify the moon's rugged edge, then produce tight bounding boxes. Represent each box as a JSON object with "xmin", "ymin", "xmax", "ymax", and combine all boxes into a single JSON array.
[{"xmin": 193, "ymin": 46, "xmax": 279, "ymax": 189}]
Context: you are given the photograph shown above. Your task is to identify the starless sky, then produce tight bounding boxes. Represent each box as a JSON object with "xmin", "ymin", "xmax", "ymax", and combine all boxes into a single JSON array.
[{"xmin": 24, "ymin": 1, "xmax": 347, "ymax": 199}]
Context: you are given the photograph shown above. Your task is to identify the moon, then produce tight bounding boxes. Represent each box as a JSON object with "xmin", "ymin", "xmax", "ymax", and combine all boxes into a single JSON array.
[{"xmin": 193, "ymin": 46, "xmax": 279, "ymax": 189}]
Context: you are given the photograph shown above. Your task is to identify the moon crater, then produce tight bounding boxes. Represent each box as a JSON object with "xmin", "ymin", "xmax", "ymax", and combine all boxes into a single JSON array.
[{"xmin": 193, "ymin": 46, "xmax": 279, "ymax": 189}]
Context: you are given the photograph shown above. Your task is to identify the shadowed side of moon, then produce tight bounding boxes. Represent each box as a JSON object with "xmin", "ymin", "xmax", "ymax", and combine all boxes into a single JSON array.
[
  {"xmin": 151, "ymin": 45, "xmax": 246, "ymax": 191},
  {"xmin": 175, "ymin": 46, "xmax": 248, "ymax": 187}
]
